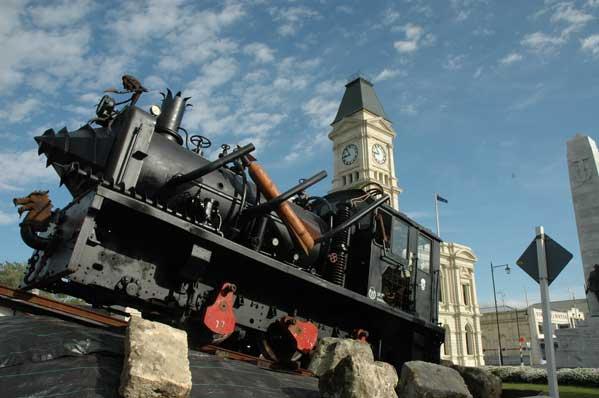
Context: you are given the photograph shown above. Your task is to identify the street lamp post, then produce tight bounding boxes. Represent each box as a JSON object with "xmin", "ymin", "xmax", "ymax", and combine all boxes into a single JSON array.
[{"xmin": 491, "ymin": 262, "xmax": 511, "ymax": 366}]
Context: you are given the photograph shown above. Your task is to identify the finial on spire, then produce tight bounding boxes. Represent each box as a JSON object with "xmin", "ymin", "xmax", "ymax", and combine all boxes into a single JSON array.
[{"xmin": 346, "ymin": 71, "xmax": 373, "ymax": 85}]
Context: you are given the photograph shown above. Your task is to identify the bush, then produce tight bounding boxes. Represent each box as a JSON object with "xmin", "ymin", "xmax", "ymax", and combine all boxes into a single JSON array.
[
  {"xmin": 557, "ymin": 368, "xmax": 599, "ymax": 387},
  {"xmin": 485, "ymin": 366, "xmax": 599, "ymax": 387}
]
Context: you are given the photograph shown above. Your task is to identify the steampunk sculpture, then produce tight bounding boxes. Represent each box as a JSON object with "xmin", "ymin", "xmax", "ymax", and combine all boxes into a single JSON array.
[{"xmin": 14, "ymin": 76, "xmax": 443, "ymax": 370}]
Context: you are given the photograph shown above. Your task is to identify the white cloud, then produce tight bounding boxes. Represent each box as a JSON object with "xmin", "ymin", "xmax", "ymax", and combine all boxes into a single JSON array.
[
  {"xmin": 0, "ymin": 23, "xmax": 91, "ymax": 92},
  {"xmin": 521, "ymin": 32, "xmax": 565, "ymax": 53},
  {"xmin": 243, "ymin": 42, "xmax": 275, "ymax": 63},
  {"xmin": 0, "ymin": 210, "xmax": 17, "ymax": 225},
  {"xmin": 400, "ymin": 103, "xmax": 418, "ymax": 115},
  {"xmin": 336, "ymin": 5, "xmax": 353, "ymax": 14},
  {"xmin": 393, "ymin": 23, "xmax": 434, "ymax": 53},
  {"xmin": 382, "ymin": 8, "xmax": 400, "ymax": 26},
  {"xmin": 237, "ymin": 112, "xmax": 286, "ymax": 135},
  {"xmin": 550, "ymin": 2, "xmax": 593, "ymax": 36},
  {"xmin": 499, "ymin": 52, "xmax": 523, "ymax": 65},
  {"xmin": 111, "ymin": 0, "xmax": 188, "ymax": 42},
  {"xmin": 0, "ymin": 98, "xmax": 40, "ymax": 123},
  {"xmin": 473, "ymin": 66, "xmax": 484, "ymax": 79},
  {"xmin": 373, "ymin": 68, "xmax": 402, "ymax": 82},
  {"xmin": 443, "ymin": 54, "xmax": 466, "ymax": 70},
  {"xmin": 450, "ymin": 0, "xmax": 483, "ymax": 22},
  {"xmin": 270, "ymin": 6, "xmax": 319, "ymax": 36},
  {"xmin": 509, "ymin": 83, "xmax": 545, "ymax": 111},
  {"xmin": 186, "ymin": 57, "xmax": 238, "ymax": 99},
  {"xmin": 581, "ymin": 34, "xmax": 599, "ymax": 55},
  {"xmin": 302, "ymin": 96, "xmax": 339, "ymax": 128},
  {"xmin": 28, "ymin": 0, "xmax": 93, "ymax": 28},
  {"xmin": 0, "ymin": 149, "xmax": 57, "ymax": 191},
  {"xmin": 108, "ymin": 2, "xmax": 244, "ymax": 71}
]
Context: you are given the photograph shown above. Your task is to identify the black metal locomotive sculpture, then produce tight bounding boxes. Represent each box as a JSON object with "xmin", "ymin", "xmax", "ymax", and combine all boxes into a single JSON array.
[{"xmin": 14, "ymin": 77, "xmax": 443, "ymax": 370}]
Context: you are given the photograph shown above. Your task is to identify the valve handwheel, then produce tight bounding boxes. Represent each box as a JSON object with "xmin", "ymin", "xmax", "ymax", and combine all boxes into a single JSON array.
[{"xmin": 190, "ymin": 135, "xmax": 211, "ymax": 154}]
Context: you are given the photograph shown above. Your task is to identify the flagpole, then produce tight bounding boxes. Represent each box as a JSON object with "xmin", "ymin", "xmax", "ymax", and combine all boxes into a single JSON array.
[{"xmin": 434, "ymin": 192, "xmax": 440, "ymax": 236}]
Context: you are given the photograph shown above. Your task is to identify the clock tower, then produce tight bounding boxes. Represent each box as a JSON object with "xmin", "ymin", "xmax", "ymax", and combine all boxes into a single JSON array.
[{"xmin": 329, "ymin": 77, "xmax": 402, "ymax": 209}]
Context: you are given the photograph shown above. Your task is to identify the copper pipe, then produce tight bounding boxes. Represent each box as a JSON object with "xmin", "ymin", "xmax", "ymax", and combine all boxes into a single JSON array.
[{"xmin": 245, "ymin": 160, "xmax": 315, "ymax": 254}]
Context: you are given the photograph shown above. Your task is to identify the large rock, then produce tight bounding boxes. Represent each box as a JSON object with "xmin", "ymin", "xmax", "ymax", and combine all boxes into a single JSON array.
[
  {"xmin": 308, "ymin": 337, "xmax": 374, "ymax": 377},
  {"xmin": 119, "ymin": 316, "xmax": 192, "ymax": 398},
  {"xmin": 319, "ymin": 355, "xmax": 398, "ymax": 398},
  {"xmin": 397, "ymin": 360, "xmax": 472, "ymax": 398},
  {"xmin": 451, "ymin": 365, "xmax": 501, "ymax": 398}
]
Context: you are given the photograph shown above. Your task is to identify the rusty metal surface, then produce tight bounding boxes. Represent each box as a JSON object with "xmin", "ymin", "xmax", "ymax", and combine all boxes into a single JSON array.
[
  {"xmin": 199, "ymin": 344, "xmax": 314, "ymax": 377},
  {"xmin": 0, "ymin": 285, "xmax": 127, "ymax": 328}
]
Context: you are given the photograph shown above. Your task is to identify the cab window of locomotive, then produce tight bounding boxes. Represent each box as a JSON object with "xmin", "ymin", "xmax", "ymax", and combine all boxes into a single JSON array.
[
  {"xmin": 391, "ymin": 218, "xmax": 409, "ymax": 260},
  {"xmin": 374, "ymin": 211, "xmax": 391, "ymax": 247},
  {"xmin": 417, "ymin": 234, "xmax": 431, "ymax": 273}
]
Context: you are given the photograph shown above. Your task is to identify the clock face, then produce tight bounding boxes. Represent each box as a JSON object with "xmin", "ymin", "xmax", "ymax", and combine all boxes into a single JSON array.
[
  {"xmin": 341, "ymin": 144, "xmax": 359, "ymax": 166},
  {"xmin": 372, "ymin": 143, "xmax": 387, "ymax": 165}
]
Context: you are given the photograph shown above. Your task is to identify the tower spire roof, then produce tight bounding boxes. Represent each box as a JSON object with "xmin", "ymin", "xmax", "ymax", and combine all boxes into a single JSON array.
[{"xmin": 332, "ymin": 77, "xmax": 388, "ymax": 125}]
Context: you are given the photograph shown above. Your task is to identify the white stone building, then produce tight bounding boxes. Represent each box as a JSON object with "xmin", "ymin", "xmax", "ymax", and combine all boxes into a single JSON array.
[
  {"xmin": 328, "ymin": 77, "xmax": 484, "ymax": 366},
  {"xmin": 438, "ymin": 242, "xmax": 485, "ymax": 366},
  {"xmin": 480, "ymin": 299, "xmax": 588, "ymax": 366}
]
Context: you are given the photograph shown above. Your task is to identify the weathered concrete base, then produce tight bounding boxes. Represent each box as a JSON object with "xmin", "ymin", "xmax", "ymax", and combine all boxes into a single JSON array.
[
  {"xmin": 119, "ymin": 316, "xmax": 192, "ymax": 398},
  {"xmin": 397, "ymin": 361, "xmax": 472, "ymax": 398},
  {"xmin": 555, "ymin": 316, "xmax": 599, "ymax": 368}
]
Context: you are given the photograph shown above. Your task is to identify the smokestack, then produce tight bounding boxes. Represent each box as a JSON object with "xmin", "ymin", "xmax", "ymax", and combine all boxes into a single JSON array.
[{"xmin": 156, "ymin": 89, "xmax": 190, "ymax": 145}]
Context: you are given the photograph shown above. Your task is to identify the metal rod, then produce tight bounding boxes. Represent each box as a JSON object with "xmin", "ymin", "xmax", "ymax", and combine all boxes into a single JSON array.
[
  {"xmin": 163, "ymin": 143, "xmax": 255, "ymax": 189},
  {"xmin": 536, "ymin": 226, "xmax": 559, "ymax": 398},
  {"xmin": 315, "ymin": 194, "xmax": 389, "ymax": 243},
  {"xmin": 243, "ymin": 170, "xmax": 327, "ymax": 217},
  {"xmin": 434, "ymin": 192, "xmax": 440, "ymax": 236},
  {"xmin": 514, "ymin": 307, "xmax": 523, "ymax": 367},
  {"xmin": 491, "ymin": 262, "xmax": 504, "ymax": 366}
]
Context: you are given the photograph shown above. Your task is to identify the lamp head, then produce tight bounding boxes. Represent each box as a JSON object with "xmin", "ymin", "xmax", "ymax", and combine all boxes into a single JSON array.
[{"xmin": 505, "ymin": 264, "xmax": 511, "ymax": 274}]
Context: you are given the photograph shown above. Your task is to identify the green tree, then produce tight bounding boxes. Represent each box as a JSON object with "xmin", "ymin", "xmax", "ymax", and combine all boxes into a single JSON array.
[
  {"xmin": 0, "ymin": 261, "xmax": 85, "ymax": 304},
  {"xmin": 0, "ymin": 262, "xmax": 27, "ymax": 288}
]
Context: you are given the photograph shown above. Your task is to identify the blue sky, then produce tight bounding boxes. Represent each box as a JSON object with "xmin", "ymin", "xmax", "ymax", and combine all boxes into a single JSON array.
[{"xmin": 1, "ymin": 0, "xmax": 599, "ymax": 309}]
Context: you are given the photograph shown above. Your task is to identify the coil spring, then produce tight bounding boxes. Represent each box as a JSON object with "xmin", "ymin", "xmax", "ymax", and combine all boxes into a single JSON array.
[{"xmin": 328, "ymin": 203, "xmax": 351, "ymax": 286}]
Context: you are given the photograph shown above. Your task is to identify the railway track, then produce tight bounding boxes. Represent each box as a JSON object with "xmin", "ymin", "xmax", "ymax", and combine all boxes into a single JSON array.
[{"xmin": 0, "ymin": 284, "xmax": 314, "ymax": 377}]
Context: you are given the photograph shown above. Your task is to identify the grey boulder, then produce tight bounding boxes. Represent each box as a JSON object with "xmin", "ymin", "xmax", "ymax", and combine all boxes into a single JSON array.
[
  {"xmin": 319, "ymin": 355, "xmax": 398, "ymax": 398},
  {"xmin": 397, "ymin": 360, "xmax": 473, "ymax": 398},
  {"xmin": 308, "ymin": 337, "xmax": 374, "ymax": 377},
  {"xmin": 451, "ymin": 365, "xmax": 502, "ymax": 398}
]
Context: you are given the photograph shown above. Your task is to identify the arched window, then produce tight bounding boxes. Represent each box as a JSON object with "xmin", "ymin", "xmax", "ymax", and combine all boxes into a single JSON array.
[
  {"xmin": 465, "ymin": 324, "xmax": 474, "ymax": 355},
  {"xmin": 443, "ymin": 325, "xmax": 451, "ymax": 356}
]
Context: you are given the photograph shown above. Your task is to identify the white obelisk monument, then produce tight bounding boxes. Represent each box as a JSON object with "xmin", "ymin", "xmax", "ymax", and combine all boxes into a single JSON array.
[
  {"xmin": 556, "ymin": 134, "xmax": 599, "ymax": 367},
  {"xmin": 567, "ymin": 134, "xmax": 599, "ymax": 317}
]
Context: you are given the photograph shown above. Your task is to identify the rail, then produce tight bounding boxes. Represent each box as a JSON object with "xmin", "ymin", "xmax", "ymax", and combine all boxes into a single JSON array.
[{"xmin": 0, "ymin": 284, "xmax": 314, "ymax": 376}]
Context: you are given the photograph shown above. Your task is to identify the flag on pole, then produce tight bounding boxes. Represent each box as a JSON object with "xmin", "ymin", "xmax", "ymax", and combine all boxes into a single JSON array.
[{"xmin": 436, "ymin": 194, "xmax": 448, "ymax": 203}]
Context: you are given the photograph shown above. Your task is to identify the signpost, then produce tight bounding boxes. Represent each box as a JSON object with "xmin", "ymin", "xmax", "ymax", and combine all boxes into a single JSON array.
[{"xmin": 516, "ymin": 226, "xmax": 573, "ymax": 398}]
